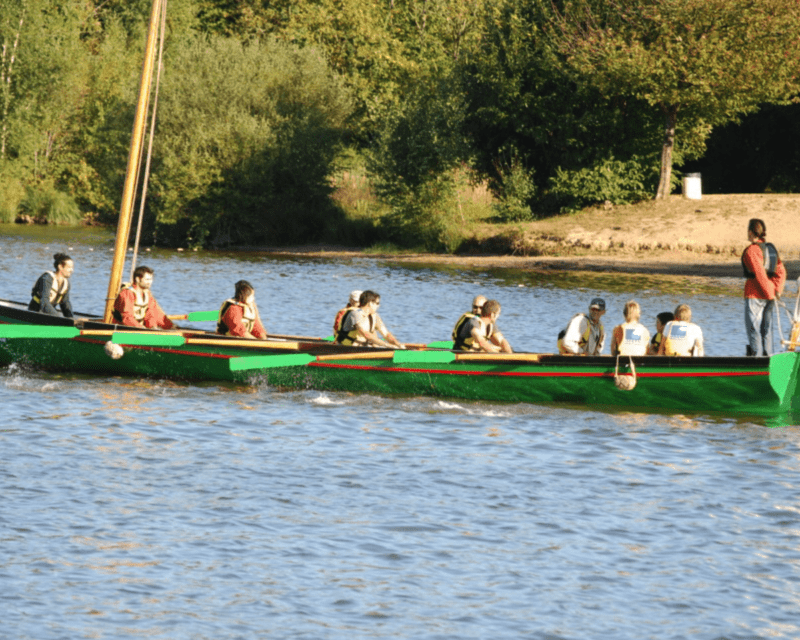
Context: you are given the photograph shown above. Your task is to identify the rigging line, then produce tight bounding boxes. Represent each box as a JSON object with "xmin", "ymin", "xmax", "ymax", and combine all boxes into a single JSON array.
[{"xmin": 129, "ymin": 0, "xmax": 168, "ymax": 282}]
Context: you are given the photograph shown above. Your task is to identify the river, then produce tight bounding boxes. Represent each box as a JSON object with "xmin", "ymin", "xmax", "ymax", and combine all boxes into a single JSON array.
[{"xmin": 2, "ymin": 226, "xmax": 799, "ymax": 639}]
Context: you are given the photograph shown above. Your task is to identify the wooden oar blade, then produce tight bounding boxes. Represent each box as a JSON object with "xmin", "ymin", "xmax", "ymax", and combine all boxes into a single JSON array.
[
  {"xmin": 229, "ymin": 353, "xmax": 315, "ymax": 371},
  {"xmin": 393, "ymin": 350, "xmax": 456, "ymax": 364},
  {"xmin": 111, "ymin": 332, "xmax": 186, "ymax": 347},
  {"xmin": 0, "ymin": 325, "xmax": 80, "ymax": 339}
]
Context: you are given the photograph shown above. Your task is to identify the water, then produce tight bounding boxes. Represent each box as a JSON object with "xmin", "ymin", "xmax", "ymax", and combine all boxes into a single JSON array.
[{"xmin": 2, "ymin": 226, "xmax": 800, "ymax": 639}]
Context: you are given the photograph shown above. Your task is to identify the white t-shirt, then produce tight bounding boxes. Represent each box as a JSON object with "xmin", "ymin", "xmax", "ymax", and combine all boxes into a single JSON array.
[{"xmin": 661, "ymin": 321, "xmax": 704, "ymax": 356}]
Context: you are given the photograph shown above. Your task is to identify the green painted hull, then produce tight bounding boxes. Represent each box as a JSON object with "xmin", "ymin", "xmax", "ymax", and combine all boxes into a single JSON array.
[{"xmin": 2, "ymin": 300, "xmax": 799, "ymax": 418}]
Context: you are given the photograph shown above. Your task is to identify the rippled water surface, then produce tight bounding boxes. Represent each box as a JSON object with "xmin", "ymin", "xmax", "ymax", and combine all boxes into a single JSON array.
[{"xmin": 2, "ymin": 227, "xmax": 800, "ymax": 639}]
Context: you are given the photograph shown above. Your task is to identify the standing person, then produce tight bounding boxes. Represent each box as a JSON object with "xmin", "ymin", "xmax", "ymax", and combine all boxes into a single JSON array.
[
  {"xmin": 217, "ymin": 280, "xmax": 267, "ymax": 339},
  {"xmin": 742, "ymin": 218, "xmax": 786, "ymax": 356},
  {"xmin": 29, "ymin": 253, "xmax": 74, "ymax": 317},
  {"xmin": 112, "ymin": 266, "xmax": 175, "ymax": 330},
  {"xmin": 647, "ymin": 312, "xmax": 674, "ymax": 355},
  {"xmin": 557, "ymin": 298, "xmax": 606, "ymax": 355},
  {"xmin": 658, "ymin": 304, "xmax": 704, "ymax": 357},
  {"xmin": 610, "ymin": 300, "xmax": 651, "ymax": 356},
  {"xmin": 335, "ymin": 290, "xmax": 405, "ymax": 349},
  {"xmin": 453, "ymin": 299, "xmax": 512, "ymax": 353},
  {"xmin": 333, "ymin": 290, "xmax": 362, "ymax": 335}
]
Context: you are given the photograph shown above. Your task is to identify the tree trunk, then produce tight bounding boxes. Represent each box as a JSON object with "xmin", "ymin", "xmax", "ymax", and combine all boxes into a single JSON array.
[{"xmin": 656, "ymin": 106, "xmax": 678, "ymax": 199}]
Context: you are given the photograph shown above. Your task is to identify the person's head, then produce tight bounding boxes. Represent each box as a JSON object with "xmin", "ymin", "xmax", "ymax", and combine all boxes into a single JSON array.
[
  {"xmin": 748, "ymin": 218, "xmax": 767, "ymax": 241},
  {"xmin": 53, "ymin": 253, "xmax": 73, "ymax": 277},
  {"xmin": 674, "ymin": 304, "xmax": 692, "ymax": 322},
  {"xmin": 472, "ymin": 295, "xmax": 487, "ymax": 314},
  {"xmin": 348, "ymin": 290, "xmax": 362, "ymax": 306},
  {"xmin": 359, "ymin": 290, "xmax": 380, "ymax": 313},
  {"xmin": 234, "ymin": 280, "xmax": 255, "ymax": 304},
  {"xmin": 481, "ymin": 299, "xmax": 501, "ymax": 320},
  {"xmin": 622, "ymin": 300, "xmax": 641, "ymax": 322},
  {"xmin": 589, "ymin": 297, "xmax": 606, "ymax": 322},
  {"xmin": 133, "ymin": 265, "xmax": 154, "ymax": 290},
  {"xmin": 656, "ymin": 311, "xmax": 674, "ymax": 332}
]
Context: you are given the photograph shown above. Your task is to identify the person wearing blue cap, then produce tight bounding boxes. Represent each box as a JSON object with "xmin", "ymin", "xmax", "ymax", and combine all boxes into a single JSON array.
[{"xmin": 557, "ymin": 297, "xmax": 607, "ymax": 355}]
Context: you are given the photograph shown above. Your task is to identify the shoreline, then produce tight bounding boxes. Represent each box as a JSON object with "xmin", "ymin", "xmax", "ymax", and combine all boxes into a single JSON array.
[{"xmin": 253, "ymin": 245, "xmax": 795, "ymax": 279}]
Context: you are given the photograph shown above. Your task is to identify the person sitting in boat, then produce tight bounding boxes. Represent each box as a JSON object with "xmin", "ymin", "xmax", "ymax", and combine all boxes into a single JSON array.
[
  {"xmin": 28, "ymin": 252, "xmax": 74, "ymax": 318},
  {"xmin": 558, "ymin": 298, "xmax": 606, "ymax": 355},
  {"xmin": 647, "ymin": 311, "xmax": 674, "ymax": 355},
  {"xmin": 743, "ymin": 218, "xmax": 787, "ymax": 356},
  {"xmin": 453, "ymin": 299, "xmax": 512, "ymax": 353},
  {"xmin": 217, "ymin": 280, "xmax": 267, "ymax": 339},
  {"xmin": 451, "ymin": 295, "xmax": 487, "ymax": 344},
  {"xmin": 333, "ymin": 289, "xmax": 362, "ymax": 334},
  {"xmin": 336, "ymin": 290, "xmax": 405, "ymax": 349},
  {"xmin": 658, "ymin": 304, "xmax": 704, "ymax": 357},
  {"xmin": 112, "ymin": 265, "xmax": 175, "ymax": 330},
  {"xmin": 610, "ymin": 300, "xmax": 651, "ymax": 356}
]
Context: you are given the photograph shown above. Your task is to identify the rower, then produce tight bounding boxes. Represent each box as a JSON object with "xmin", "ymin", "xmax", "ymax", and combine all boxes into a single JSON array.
[
  {"xmin": 658, "ymin": 304, "xmax": 704, "ymax": 357},
  {"xmin": 29, "ymin": 253, "xmax": 74, "ymax": 318},
  {"xmin": 610, "ymin": 300, "xmax": 651, "ymax": 356},
  {"xmin": 453, "ymin": 299, "xmax": 512, "ymax": 353},
  {"xmin": 218, "ymin": 280, "xmax": 267, "ymax": 339},
  {"xmin": 333, "ymin": 289, "xmax": 361, "ymax": 334},
  {"xmin": 451, "ymin": 295, "xmax": 486, "ymax": 345},
  {"xmin": 112, "ymin": 266, "xmax": 175, "ymax": 329},
  {"xmin": 558, "ymin": 298, "xmax": 606, "ymax": 355},
  {"xmin": 335, "ymin": 290, "xmax": 405, "ymax": 349},
  {"xmin": 647, "ymin": 312, "xmax": 674, "ymax": 355}
]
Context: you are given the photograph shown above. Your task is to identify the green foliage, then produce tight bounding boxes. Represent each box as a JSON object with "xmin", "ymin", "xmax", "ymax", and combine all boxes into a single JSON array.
[
  {"xmin": 18, "ymin": 182, "xmax": 82, "ymax": 224},
  {"xmin": 0, "ymin": 172, "xmax": 25, "ymax": 223},
  {"xmin": 149, "ymin": 35, "xmax": 352, "ymax": 246},
  {"xmin": 549, "ymin": 0, "xmax": 800, "ymax": 196},
  {"xmin": 492, "ymin": 153, "xmax": 536, "ymax": 221},
  {"xmin": 370, "ymin": 70, "xmax": 477, "ymax": 251},
  {"xmin": 548, "ymin": 156, "xmax": 654, "ymax": 212}
]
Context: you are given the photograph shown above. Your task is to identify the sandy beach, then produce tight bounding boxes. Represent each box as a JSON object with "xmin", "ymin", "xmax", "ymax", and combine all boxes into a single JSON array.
[{"xmin": 262, "ymin": 194, "xmax": 800, "ymax": 280}]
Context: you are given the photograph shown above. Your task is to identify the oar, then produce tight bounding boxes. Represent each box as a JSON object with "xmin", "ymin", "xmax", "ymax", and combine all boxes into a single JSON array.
[
  {"xmin": 315, "ymin": 351, "xmax": 396, "ymax": 361},
  {"xmin": 79, "ymin": 329, "xmax": 187, "ymax": 347},
  {"xmin": 0, "ymin": 325, "xmax": 80, "ymax": 339},
  {"xmin": 167, "ymin": 310, "xmax": 219, "ymax": 322},
  {"xmin": 185, "ymin": 337, "xmax": 303, "ymax": 350},
  {"xmin": 455, "ymin": 352, "xmax": 543, "ymax": 362},
  {"xmin": 228, "ymin": 353, "xmax": 315, "ymax": 372}
]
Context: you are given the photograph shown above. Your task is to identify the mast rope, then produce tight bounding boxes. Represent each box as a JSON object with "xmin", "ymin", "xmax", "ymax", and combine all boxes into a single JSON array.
[{"xmin": 129, "ymin": 0, "xmax": 168, "ymax": 282}]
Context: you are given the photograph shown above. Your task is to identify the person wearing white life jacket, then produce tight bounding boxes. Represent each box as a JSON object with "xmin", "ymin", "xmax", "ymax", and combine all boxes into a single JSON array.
[
  {"xmin": 558, "ymin": 298, "xmax": 606, "ymax": 355},
  {"xmin": 29, "ymin": 252, "xmax": 74, "ymax": 317},
  {"xmin": 658, "ymin": 304, "xmax": 704, "ymax": 357},
  {"xmin": 610, "ymin": 300, "xmax": 651, "ymax": 356}
]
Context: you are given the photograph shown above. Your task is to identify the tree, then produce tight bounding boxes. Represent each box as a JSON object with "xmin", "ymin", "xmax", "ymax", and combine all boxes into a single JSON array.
[{"xmin": 550, "ymin": 0, "xmax": 800, "ymax": 198}]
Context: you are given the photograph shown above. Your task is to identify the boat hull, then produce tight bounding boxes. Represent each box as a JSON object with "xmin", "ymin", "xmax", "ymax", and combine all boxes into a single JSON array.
[{"xmin": 2, "ymin": 300, "xmax": 799, "ymax": 418}]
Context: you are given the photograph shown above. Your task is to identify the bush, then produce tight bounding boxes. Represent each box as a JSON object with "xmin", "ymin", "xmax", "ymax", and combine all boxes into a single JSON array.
[
  {"xmin": 18, "ymin": 183, "xmax": 82, "ymax": 224},
  {"xmin": 548, "ymin": 156, "xmax": 655, "ymax": 212},
  {"xmin": 0, "ymin": 175, "xmax": 25, "ymax": 223},
  {"xmin": 149, "ymin": 35, "xmax": 353, "ymax": 247},
  {"xmin": 492, "ymin": 155, "xmax": 537, "ymax": 222}
]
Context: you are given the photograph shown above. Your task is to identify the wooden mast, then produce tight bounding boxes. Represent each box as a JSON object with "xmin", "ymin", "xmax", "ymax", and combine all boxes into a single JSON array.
[{"xmin": 103, "ymin": 0, "xmax": 163, "ymax": 323}]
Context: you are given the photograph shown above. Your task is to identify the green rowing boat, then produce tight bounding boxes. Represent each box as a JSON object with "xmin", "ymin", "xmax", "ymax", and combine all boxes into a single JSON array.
[{"xmin": 2, "ymin": 299, "xmax": 799, "ymax": 419}]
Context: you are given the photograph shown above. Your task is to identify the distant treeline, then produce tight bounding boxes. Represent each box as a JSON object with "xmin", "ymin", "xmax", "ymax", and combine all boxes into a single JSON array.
[{"xmin": 2, "ymin": 0, "xmax": 800, "ymax": 251}]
